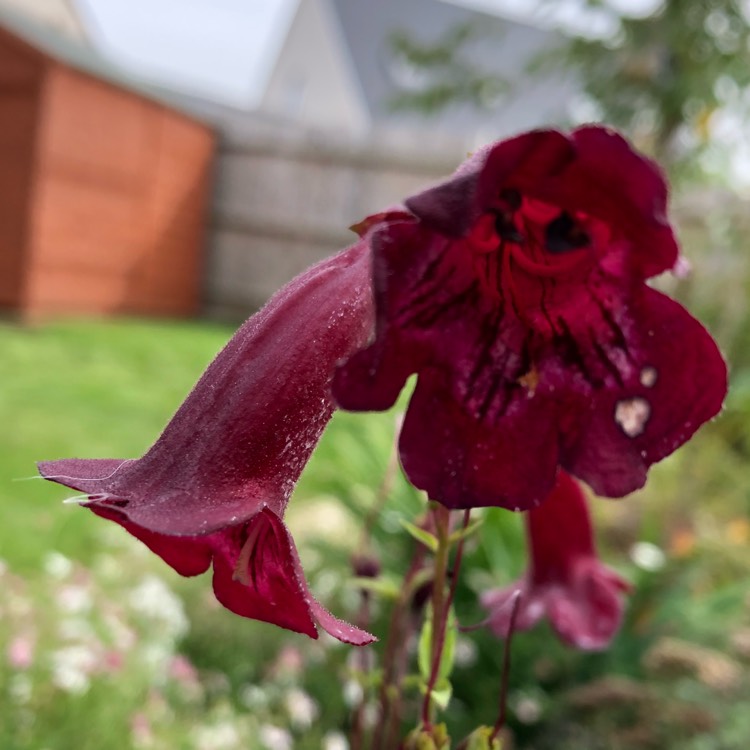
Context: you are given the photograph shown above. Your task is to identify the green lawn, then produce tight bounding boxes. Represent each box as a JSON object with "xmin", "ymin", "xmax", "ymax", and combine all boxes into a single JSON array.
[
  {"xmin": 1, "ymin": 318, "xmax": 234, "ymax": 571},
  {"xmin": 3, "ymin": 317, "xmax": 750, "ymax": 750}
]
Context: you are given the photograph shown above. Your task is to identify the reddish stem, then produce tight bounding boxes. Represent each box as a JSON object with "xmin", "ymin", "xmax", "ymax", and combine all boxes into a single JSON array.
[
  {"xmin": 420, "ymin": 509, "xmax": 471, "ymax": 728},
  {"xmin": 490, "ymin": 590, "xmax": 523, "ymax": 744}
]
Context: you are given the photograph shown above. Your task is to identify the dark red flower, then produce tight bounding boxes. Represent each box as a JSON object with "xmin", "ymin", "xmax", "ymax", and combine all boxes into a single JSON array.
[
  {"xmin": 39, "ymin": 243, "xmax": 375, "ymax": 644},
  {"xmin": 334, "ymin": 126, "xmax": 727, "ymax": 510},
  {"xmin": 481, "ymin": 471, "xmax": 631, "ymax": 650}
]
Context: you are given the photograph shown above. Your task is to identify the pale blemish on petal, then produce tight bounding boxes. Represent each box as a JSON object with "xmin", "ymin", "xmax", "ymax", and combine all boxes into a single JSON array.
[
  {"xmin": 639, "ymin": 366, "xmax": 658, "ymax": 388},
  {"xmin": 615, "ymin": 397, "xmax": 651, "ymax": 437}
]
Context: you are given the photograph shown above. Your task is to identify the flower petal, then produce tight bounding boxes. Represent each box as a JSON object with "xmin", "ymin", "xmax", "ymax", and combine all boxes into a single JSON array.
[
  {"xmin": 483, "ymin": 472, "xmax": 630, "ymax": 650},
  {"xmin": 546, "ymin": 563, "xmax": 629, "ymax": 651},
  {"xmin": 85, "ymin": 505, "xmax": 375, "ymax": 644},
  {"xmin": 569, "ymin": 126, "xmax": 677, "ymax": 278},
  {"xmin": 560, "ymin": 287, "xmax": 727, "ymax": 497},
  {"xmin": 405, "ymin": 129, "xmax": 574, "ymax": 236},
  {"xmin": 398, "ymin": 369, "xmax": 559, "ymax": 509},
  {"xmin": 210, "ymin": 508, "xmax": 375, "ymax": 644}
]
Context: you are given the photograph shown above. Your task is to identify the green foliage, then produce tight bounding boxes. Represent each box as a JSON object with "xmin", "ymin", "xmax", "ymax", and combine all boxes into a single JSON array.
[
  {"xmin": 567, "ymin": 0, "xmax": 750, "ymax": 168},
  {"xmin": 418, "ymin": 604, "xmax": 458, "ymax": 709},
  {"xmin": 3, "ymin": 265, "xmax": 750, "ymax": 750},
  {"xmin": 387, "ymin": 23, "xmax": 509, "ymax": 114}
]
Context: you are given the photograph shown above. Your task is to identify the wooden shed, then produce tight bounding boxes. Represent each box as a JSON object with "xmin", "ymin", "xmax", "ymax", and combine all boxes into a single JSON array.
[{"xmin": 0, "ymin": 9, "xmax": 216, "ymax": 319}]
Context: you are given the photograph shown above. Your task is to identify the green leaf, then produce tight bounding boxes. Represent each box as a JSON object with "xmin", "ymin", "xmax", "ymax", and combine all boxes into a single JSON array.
[
  {"xmin": 428, "ymin": 677, "xmax": 453, "ymax": 710},
  {"xmin": 462, "ymin": 726, "xmax": 502, "ymax": 750},
  {"xmin": 448, "ymin": 517, "xmax": 485, "ymax": 544},
  {"xmin": 400, "ymin": 519, "xmax": 439, "ymax": 552},
  {"xmin": 417, "ymin": 604, "xmax": 458, "ymax": 714}
]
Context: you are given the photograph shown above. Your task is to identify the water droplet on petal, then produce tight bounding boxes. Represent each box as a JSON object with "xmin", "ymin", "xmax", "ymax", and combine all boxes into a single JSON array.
[{"xmin": 615, "ymin": 397, "xmax": 651, "ymax": 437}]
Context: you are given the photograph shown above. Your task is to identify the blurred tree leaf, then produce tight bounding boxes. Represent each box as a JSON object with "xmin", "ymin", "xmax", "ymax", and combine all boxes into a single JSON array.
[
  {"xmin": 565, "ymin": 0, "xmax": 750, "ymax": 168},
  {"xmin": 386, "ymin": 22, "xmax": 509, "ymax": 114}
]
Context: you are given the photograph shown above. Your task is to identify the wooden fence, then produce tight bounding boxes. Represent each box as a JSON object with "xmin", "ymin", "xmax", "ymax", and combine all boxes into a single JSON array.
[{"xmin": 205, "ymin": 121, "xmax": 466, "ymax": 319}]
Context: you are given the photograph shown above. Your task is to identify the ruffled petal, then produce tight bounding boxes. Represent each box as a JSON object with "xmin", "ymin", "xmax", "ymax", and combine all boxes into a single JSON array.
[
  {"xmin": 405, "ymin": 129, "xmax": 574, "ymax": 236},
  {"xmin": 482, "ymin": 472, "xmax": 630, "ymax": 650},
  {"xmin": 570, "ymin": 127, "xmax": 677, "ymax": 278},
  {"xmin": 482, "ymin": 583, "xmax": 546, "ymax": 636}
]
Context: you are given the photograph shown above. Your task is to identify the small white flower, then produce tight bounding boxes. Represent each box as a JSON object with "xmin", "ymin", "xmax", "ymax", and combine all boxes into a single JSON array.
[
  {"xmin": 44, "ymin": 552, "xmax": 73, "ymax": 580},
  {"xmin": 630, "ymin": 541, "xmax": 666, "ymax": 572},
  {"xmin": 284, "ymin": 687, "xmax": 319, "ymax": 729},
  {"xmin": 9, "ymin": 674, "xmax": 32, "ymax": 704},
  {"xmin": 454, "ymin": 637, "xmax": 478, "ymax": 667},
  {"xmin": 342, "ymin": 679, "xmax": 363, "ymax": 707},
  {"xmin": 514, "ymin": 694, "xmax": 542, "ymax": 724},
  {"xmin": 50, "ymin": 645, "xmax": 98, "ymax": 694},
  {"xmin": 323, "ymin": 731, "xmax": 349, "ymax": 750},
  {"xmin": 129, "ymin": 575, "xmax": 189, "ymax": 639},
  {"xmin": 193, "ymin": 721, "xmax": 241, "ymax": 750},
  {"xmin": 259, "ymin": 725, "xmax": 292, "ymax": 750},
  {"xmin": 239, "ymin": 684, "xmax": 269, "ymax": 710},
  {"xmin": 57, "ymin": 585, "xmax": 93, "ymax": 614}
]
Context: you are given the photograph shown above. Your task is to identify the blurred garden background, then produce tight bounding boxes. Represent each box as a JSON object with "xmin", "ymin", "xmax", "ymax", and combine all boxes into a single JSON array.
[{"xmin": 3, "ymin": 0, "xmax": 750, "ymax": 748}]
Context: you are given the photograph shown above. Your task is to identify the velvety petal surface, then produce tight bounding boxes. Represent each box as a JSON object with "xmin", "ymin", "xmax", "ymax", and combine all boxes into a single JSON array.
[
  {"xmin": 398, "ymin": 369, "xmax": 559, "ymax": 509},
  {"xmin": 39, "ymin": 241, "xmax": 376, "ymax": 642},
  {"xmin": 41, "ymin": 241, "xmax": 374, "ymax": 536}
]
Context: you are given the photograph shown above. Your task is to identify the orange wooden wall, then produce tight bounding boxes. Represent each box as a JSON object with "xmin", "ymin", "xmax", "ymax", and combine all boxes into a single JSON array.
[
  {"xmin": 0, "ymin": 26, "xmax": 216, "ymax": 319},
  {"xmin": 0, "ymin": 30, "xmax": 40, "ymax": 310}
]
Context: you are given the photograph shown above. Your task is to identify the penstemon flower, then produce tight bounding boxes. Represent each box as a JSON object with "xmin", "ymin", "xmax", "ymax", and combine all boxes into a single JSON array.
[
  {"xmin": 39, "ymin": 125, "xmax": 726, "ymax": 660},
  {"xmin": 334, "ymin": 126, "xmax": 727, "ymax": 510},
  {"xmin": 481, "ymin": 470, "xmax": 631, "ymax": 650},
  {"xmin": 40, "ymin": 243, "xmax": 375, "ymax": 644}
]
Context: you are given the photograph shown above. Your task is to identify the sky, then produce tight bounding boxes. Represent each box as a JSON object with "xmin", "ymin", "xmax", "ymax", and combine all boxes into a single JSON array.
[
  {"xmin": 77, "ymin": 0, "xmax": 664, "ymax": 108},
  {"xmin": 79, "ymin": 0, "xmax": 297, "ymax": 106}
]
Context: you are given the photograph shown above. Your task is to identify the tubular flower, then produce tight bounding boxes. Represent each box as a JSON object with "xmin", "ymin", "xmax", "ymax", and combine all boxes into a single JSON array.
[
  {"xmin": 334, "ymin": 126, "xmax": 727, "ymax": 510},
  {"xmin": 481, "ymin": 471, "xmax": 631, "ymax": 651},
  {"xmin": 39, "ymin": 242, "xmax": 375, "ymax": 644}
]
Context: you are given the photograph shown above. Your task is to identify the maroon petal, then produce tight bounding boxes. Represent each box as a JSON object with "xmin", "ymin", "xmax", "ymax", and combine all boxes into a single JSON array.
[
  {"xmin": 332, "ymin": 340, "xmax": 417, "ymax": 411},
  {"xmin": 546, "ymin": 562, "xmax": 630, "ymax": 651},
  {"xmin": 398, "ymin": 369, "xmax": 559, "ymax": 509},
  {"xmin": 542, "ymin": 126, "xmax": 678, "ymax": 278},
  {"xmin": 211, "ymin": 508, "xmax": 374, "ymax": 644},
  {"xmin": 405, "ymin": 129, "xmax": 574, "ymax": 236},
  {"xmin": 84, "ymin": 505, "xmax": 374, "ymax": 644},
  {"xmin": 561, "ymin": 287, "xmax": 727, "ymax": 498},
  {"xmin": 482, "ymin": 583, "xmax": 546, "ymax": 635},
  {"xmin": 90, "ymin": 503, "xmax": 213, "ymax": 578}
]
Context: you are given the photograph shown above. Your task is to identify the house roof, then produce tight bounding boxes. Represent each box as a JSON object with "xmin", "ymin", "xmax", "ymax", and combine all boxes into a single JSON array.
[
  {"xmin": 327, "ymin": 0, "xmax": 576, "ymax": 139},
  {"xmin": 0, "ymin": 2, "xmax": 215, "ymax": 124},
  {"xmin": 0, "ymin": 0, "xmax": 89, "ymax": 42}
]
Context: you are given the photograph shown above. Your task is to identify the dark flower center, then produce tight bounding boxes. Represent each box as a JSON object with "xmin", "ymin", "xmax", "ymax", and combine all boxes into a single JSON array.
[
  {"xmin": 545, "ymin": 211, "xmax": 590, "ymax": 254},
  {"xmin": 464, "ymin": 190, "xmax": 598, "ymax": 324}
]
